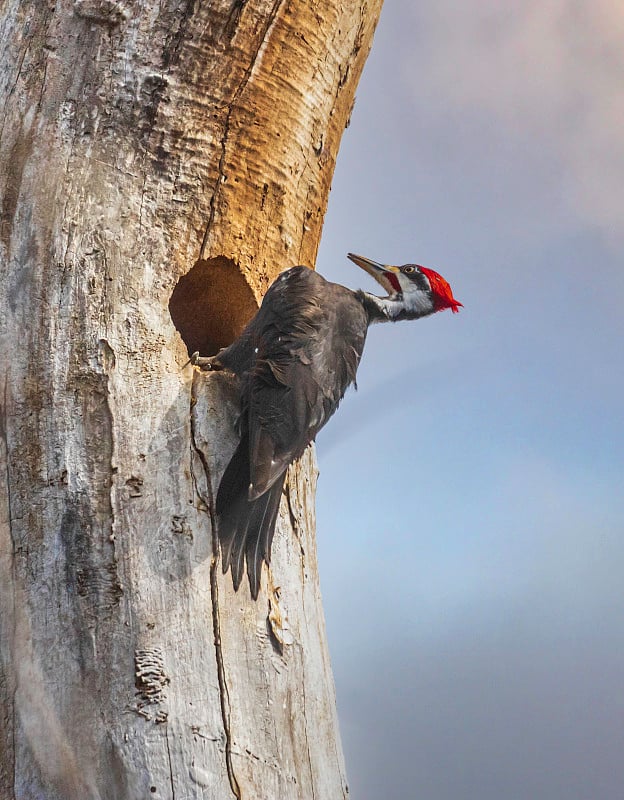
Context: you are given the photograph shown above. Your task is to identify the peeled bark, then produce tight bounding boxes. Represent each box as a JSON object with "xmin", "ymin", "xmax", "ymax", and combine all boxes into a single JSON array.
[{"xmin": 0, "ymin": 1, "xmax": 382, "ymax": 798}]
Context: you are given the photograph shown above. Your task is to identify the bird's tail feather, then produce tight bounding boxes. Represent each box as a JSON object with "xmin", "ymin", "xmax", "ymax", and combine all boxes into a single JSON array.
[
  {"xmin": 216, "ymin": 437, "xmax": 250, "ymax": 518},
  {"xmin": 245, "ymin": 478, "xmax": 284, "ymax": 598},
  {"xmin": 216, "ymin": 438, "xmax": 285, "ymax": 599}
]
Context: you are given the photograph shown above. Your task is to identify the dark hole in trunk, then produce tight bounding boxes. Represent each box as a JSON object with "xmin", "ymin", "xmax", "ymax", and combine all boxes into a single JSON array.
[{"xmin": 169, "ymin": 256, "xmax": 258, "ymax": 356}]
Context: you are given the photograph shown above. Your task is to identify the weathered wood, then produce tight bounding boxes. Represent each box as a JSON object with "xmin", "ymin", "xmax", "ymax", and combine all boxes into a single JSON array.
[{"xmin": 0, "ymin": 1, "xmax": 382, "ymax": 797}]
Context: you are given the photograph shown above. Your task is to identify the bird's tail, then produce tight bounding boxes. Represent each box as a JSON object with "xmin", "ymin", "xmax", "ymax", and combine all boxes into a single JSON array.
[{"xmin": 216, "ymin": 438, "xmax": 285, "ymax": 599}]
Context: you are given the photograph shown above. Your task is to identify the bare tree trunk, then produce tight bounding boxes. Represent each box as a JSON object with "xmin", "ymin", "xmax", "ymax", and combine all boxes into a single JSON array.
[{"xmin": 0, "ymin": 1, "xmax": 382, "ymax": 798}]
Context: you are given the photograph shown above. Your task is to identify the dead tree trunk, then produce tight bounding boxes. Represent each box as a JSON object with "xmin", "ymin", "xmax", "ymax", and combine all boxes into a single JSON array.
[{"xmin": 0, "ymin": 1, "xmax": 382, "ymax": 798}]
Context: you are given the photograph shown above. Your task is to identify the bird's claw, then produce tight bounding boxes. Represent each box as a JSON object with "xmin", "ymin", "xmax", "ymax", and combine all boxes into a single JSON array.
[
  {"xmin": 184, "ymin": 351, "xmax": 223, "ymax": 371},
  {"xmin": 182, "ymin": 351, "xmax": 199, "ymax": 369}
]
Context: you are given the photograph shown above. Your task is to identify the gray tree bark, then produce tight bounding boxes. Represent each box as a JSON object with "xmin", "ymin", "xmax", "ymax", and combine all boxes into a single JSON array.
[{"xmin": 0, "ymin": 1, "xmax": 383, "ymax": 798}]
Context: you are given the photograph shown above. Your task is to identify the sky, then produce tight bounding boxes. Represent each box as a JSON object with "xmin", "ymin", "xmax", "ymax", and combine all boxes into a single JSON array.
[{"xmin": 314, "ymin": 3, "xmax": 624, "ymax": 798}]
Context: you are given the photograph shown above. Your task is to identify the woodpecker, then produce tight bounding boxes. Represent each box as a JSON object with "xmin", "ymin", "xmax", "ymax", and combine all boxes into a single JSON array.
[{"xmin": 192, "ymin": 253, "xmax": 462, "ymax": 598}]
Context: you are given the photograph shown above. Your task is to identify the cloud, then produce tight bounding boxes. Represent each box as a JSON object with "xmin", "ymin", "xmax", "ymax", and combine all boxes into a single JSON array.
[
  {"xmin": 324, "ymin": 448, "xmax": 624, "ymax": 800},
  {"xmin": 403, "ymin": 0, "xmax": 624, "ymax": 245},
  {"xmin": 337, "ymin": 621, "xmax": 624, "ymax": 800}
]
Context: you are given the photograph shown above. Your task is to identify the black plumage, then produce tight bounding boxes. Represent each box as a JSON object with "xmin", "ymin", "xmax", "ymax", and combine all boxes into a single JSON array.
[{"xmin": 192, "ymin": 255, "xmax": 461, "ymax": 598}]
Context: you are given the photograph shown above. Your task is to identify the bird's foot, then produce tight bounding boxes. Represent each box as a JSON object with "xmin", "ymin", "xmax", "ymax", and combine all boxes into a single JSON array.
[{"xmin": 185, "ymin": 351, "xmax": 224, "ymax": 371}]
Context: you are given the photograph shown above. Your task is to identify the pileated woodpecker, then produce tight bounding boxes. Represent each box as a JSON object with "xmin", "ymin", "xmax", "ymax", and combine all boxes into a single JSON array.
[{"xmin": 192, "ymin": 253, "xmax": 461, "ymax": 598}]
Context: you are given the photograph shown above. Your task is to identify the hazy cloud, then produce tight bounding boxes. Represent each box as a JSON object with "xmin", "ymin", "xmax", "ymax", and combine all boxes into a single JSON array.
[{"xmin": 404, "ymin": 1, "xmax": 624, "ymax": 245}]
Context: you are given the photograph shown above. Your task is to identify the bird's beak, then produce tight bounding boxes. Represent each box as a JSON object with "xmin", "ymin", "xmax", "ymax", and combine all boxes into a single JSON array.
[{"xmin": 347, "ymin": 253, "xmax": 401, "ymax": 296}]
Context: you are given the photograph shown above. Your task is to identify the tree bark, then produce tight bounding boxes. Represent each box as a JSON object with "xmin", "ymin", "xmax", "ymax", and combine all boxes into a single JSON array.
[{"xmin": 0, "ymin": 1, "xmax": 382, "ymax": 798}]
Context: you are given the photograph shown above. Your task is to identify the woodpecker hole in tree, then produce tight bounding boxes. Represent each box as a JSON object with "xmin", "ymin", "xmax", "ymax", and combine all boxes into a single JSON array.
[{"xmin": 169, "ymin": 256, "xmax": 258, "ymax": 356}]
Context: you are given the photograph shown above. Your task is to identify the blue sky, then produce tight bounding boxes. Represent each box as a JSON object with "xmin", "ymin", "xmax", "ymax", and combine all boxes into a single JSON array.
[{"xmin": 314, "ymin": 3, "xmax": 624, "ymax": 797}]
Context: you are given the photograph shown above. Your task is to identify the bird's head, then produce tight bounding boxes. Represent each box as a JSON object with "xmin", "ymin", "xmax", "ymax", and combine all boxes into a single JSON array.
[{"xmin": 347, "ymin": 253, "xmax": 462, "ymax": 319}]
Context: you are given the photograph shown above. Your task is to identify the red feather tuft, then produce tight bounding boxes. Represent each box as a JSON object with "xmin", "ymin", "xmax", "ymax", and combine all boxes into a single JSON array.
[{"xmin": 419, "ymin": 267, "xmax": 462, "ymax": 313}]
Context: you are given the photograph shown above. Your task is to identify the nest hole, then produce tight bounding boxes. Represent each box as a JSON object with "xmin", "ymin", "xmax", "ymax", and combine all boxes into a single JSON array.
[{"xmin": 169, "ymin": 256, "xmax": 258, "ymax": 356}]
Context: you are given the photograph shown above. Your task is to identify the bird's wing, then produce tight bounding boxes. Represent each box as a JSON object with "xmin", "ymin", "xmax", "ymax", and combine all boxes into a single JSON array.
[{"xmin": 243, "ymin": 267, "xmax": 367, "ymax": 498}]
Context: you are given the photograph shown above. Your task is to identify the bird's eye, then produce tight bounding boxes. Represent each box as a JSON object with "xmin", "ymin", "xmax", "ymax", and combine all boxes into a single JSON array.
[{"xmin": 402, "ymin": 265, "xmax": 415, "ymax": 274}]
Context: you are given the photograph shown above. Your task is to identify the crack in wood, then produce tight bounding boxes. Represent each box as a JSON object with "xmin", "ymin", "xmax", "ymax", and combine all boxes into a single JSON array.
[
  {"xmin": 300, "ymin": 676, "xmax": 317, "ymax": 800},
  {"xmin": 160, "ymin": 0, "xmax": 198, "ymax": 71},
  {"xmin": 164, "ymin": 725, "xmax": 177, "ymax": 800},
  {"xmin": 285, "ymin": 472, "xmax": 306, "ymax": 571},
  {"xmin": 189, "ymin": 376, "xmax": 241, "ymax": 800},
  {"xmin": 0, "ymin": 379, "xmax": 17, "ymax": 797},
  {"xmin": 0, "ymin": 41, "xmax": 28, "ymax": 144},
  {"xmin": 223, "ymin": 0, "xmax": 248, "ymax": 37},
  {"xmin": 36, "ymin": 53, "xmax": 49, "ymax": 111},
  {"xmin": 293, "ymin": 490, "xmax": 316, "ymax": 800}
]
